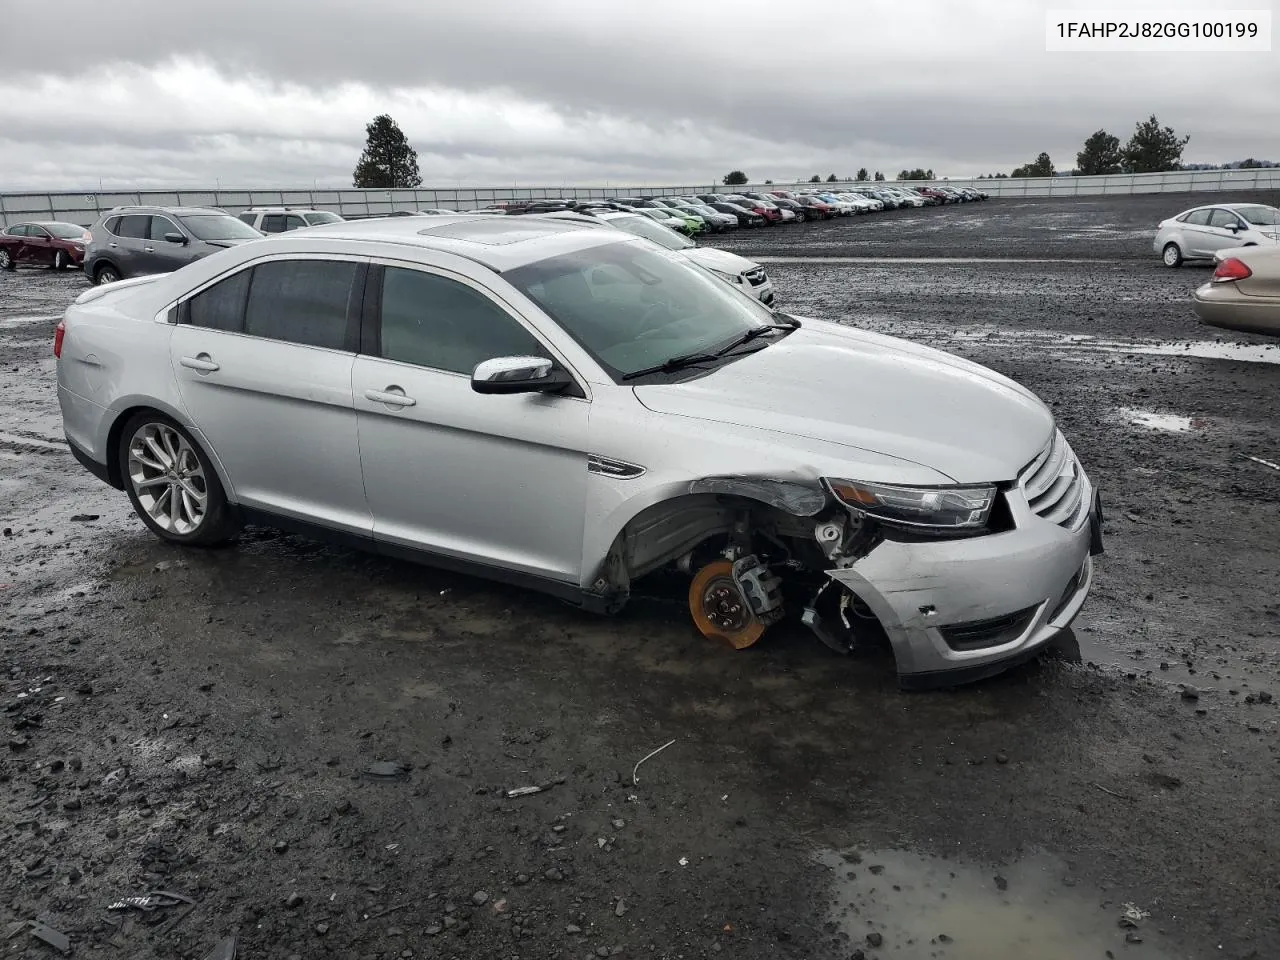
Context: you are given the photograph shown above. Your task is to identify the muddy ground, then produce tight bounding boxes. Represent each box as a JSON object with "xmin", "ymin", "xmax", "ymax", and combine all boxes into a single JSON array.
[{"xmin": 2, "ymin": 194, "xmax": 1279, "ymax": 960}]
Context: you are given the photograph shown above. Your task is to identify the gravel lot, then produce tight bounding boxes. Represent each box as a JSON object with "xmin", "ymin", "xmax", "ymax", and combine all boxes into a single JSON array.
[{"xmin": 2, "ymin": 194, "xmax": 1279, "ymax": 960}]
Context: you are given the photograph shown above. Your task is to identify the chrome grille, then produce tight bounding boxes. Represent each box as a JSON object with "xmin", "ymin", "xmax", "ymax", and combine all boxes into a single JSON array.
[{"xmin": 1020, "ymin": 430, "xmax": 1089, "ymax": 529}]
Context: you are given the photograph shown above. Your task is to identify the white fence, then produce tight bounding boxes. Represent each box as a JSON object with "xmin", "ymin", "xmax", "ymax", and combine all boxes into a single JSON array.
[{"xmin": 1, "ymin": 169, "xmax": 1277, "ymax": 227}]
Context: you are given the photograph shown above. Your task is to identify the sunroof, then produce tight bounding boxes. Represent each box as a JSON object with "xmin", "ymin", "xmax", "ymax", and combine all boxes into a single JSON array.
[{"xmin": 417, "ymin": 218, "xmax": 584, "ymax": 246}]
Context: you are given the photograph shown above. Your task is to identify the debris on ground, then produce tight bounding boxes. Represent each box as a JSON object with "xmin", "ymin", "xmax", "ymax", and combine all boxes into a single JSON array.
[
  {"xmin": 362, "ymin": 760, "xmax": 410, "ymax": 781},
  {"xmin": 1120, "ymin": 902, "xmax": 1150, "ymax": 927},
  {"xmin": 632, "ymin": 738, "xmax": 676, "ymax": 785},
  {"xmin": 201, "ymin": 935, "xmax": 238, "ymax": 960},
  {"xmin": 107, "ymin": 890, "xmax": 195, "ymax": 912},
  {"xmin": 504, "ymin": 785, "xmax": 544, "ymax": 798},
  {"xmin": 503, "ymin": 776, "xmax": 565, "ymax": 799},
  {"xmin": 5, "ymin": 918, "xmax": 71, "ymax": 955}
]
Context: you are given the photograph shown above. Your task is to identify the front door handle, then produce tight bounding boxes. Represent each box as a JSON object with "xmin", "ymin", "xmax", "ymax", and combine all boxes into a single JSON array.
[
  {"xmin": 108, "ymin": 242, "xmax": 118, "ymax": 249},
  {"xmin": 180, "ymin": 355, "xmax": 220, "ymax": 373},
  {"xmin": 143, "ymin": 246, "xmax": 154, "ymax": 253},
  {"xmin": 365, "ymin": 387, "xmax": 416, "ymax": 408}
]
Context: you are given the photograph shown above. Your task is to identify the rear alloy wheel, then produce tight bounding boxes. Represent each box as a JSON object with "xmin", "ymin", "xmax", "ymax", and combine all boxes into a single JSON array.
[
  {"xmin": 1162, "ymin": 243, "xmax": 1183, "ymax": 268},
  {"xmin": 95, "ymin": 264, "xmax": 121, "ymax": 284},
  {"xmin": 53, "ymin": 250, "xmax": 68, "ymax": 270},
  {"xmin": 119, "ymin": 413, "xmax": 239, "ymax": 545},
  {"xmin": 0, "ymin": 249, "xmax": 13, "ymax": 270},
  {"xmin": 688, "ymin": 559, "xmax": 766, "ymax": 650}
]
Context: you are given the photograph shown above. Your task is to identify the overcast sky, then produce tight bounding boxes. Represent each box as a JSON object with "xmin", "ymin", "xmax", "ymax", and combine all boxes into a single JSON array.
[{"xmin": 0, "ymin": 0, "xmax": 1275, "ymax": 190}]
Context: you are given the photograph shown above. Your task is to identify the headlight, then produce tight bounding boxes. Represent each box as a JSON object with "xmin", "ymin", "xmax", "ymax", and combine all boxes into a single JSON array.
[
  {"xmin": 825, "ymin": 478, "xmax": 996, "ymax": 531},
  {"xmin": 709, "ymin": 267, "xmax": 743, "ymax": 284}
]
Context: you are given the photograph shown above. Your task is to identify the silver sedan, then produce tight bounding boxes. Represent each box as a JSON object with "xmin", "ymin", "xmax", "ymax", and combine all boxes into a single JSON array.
[
  {"xmin": 1154, "ymin": 202, "xmax": 1280, "ymax": 266},
  {"xmin": 55, "ymin": 215, "xmax": 1100, "ymax": 688}
]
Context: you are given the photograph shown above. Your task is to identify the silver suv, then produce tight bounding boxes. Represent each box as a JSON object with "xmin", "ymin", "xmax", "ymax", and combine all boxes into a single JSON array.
[
  {"xmin": 54, "ymin": 215, "xmax": 1101, "ymax": 688},
  {"xmin": 84, "ymin": 206, "xmax": 264, "ymax": 285},
  {"xmin": 237, "ymin": 207, "xmax": 345, "ymax": 233}
]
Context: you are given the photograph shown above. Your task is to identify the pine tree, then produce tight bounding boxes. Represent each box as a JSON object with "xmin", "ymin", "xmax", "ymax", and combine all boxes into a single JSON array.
[
  {"xmin": 1076, "ymin": 130, "xmax": 1122, "ymax": 175},
  {"xmin": 855, "ymin": 168, "xmax": 869, "ymax": 181},
  {"xmin": 353, "ymin": 115, "xmax": 422, "ymax": 188},
  {"xmin": 1121, "ymin": 115, "xmax": 1190, "ymax": 173}
]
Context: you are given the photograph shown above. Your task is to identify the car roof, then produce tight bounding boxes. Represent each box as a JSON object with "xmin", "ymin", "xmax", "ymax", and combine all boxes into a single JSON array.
[
  {"xmin": 104, "ymin": 206, "xmax": 228, "ymax": 217},
  {"xmin": 299, "ymin": 214, "xmax": 634, "ymax": 270}
]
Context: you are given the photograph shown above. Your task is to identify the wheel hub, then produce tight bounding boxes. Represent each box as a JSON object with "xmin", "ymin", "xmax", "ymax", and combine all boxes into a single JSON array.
[
  {"xmin": 701, "ymin": 579, "xmax": 748, "ymax": 631},
  {"xmin": 687, "ymin": 559, "xmax": 768, "ymax": 650}
]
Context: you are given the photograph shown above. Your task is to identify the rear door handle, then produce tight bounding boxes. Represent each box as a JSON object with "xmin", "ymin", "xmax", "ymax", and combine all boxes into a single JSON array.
[
  {"xmin": 365, "ymin": 388, "xmax": 416, "ymax": 407},
  {"xmin": 143, "ymin": 246, "xmax": 154, "ymax": 252},
  {"xmin": 180, "ymin": 355, "xmax": 220, "ymax": 373}
]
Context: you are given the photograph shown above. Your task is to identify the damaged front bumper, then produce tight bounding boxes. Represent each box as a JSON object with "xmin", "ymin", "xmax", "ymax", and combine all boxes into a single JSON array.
[{"xmin": 830, "ymin": 489, "xmax": 1102, "ymax": 689}]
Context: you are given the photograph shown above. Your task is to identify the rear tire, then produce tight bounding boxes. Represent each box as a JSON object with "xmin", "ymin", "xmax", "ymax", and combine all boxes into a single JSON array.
[
  {"xmin": 0, "ymin": 249, "xmax": 14, "ymax": 270},
  {"xmin": 118, "ymin": 412, "xmax": 240, "ymax": 546},
  {"xmin": 1161, "ymin": 243, "xmax": 1183, "ymax": 268}
]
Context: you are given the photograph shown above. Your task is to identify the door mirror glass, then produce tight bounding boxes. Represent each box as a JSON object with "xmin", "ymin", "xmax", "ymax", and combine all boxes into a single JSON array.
[
  {"xmin": 471, "ymin": 356, "xmax": 570, "ymax": 395},
  {"xmin": 164, "ymin": 232, "xmax": 188, "ymax": 244}
]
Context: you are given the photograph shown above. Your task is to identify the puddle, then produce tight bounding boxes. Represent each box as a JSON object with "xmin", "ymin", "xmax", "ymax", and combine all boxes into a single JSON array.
[
  {"xmin": 1123, "ymin": 409, "xmax": 1199, "ymax": 433},
  {"xmin": 817, "ymin": 848, "xmax": 1183, "ymax": 959},
  {"xmin": 0, "ymin": 431, "xmax": 67, "ymax": 452},
  {"xmin": 930, "ymin": 328, "xmax": 1280, "ymax": 367},
  {"xmin": 755, "ymin": 256, "xmax": 1111, "ymax": 265},
  {"xmin": 0, "ymin": 314, "xmax": 60, "ymax": 327},
  {"xmin": 1095, "ymin": 340, "xmax": 1280, "ymax": 365}
]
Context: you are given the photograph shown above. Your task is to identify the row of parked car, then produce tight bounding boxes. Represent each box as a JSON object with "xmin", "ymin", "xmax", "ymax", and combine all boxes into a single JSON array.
[
  {"xmin": 0, "ymin": 185, "xmax": 986, "ymax": 282},
  {"xmin": 458, "ymin": 185, "xmax": 989, "ymax": 235}
]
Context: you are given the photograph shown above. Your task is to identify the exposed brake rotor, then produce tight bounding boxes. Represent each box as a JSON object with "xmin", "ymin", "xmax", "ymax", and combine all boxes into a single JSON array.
[{"xmin": 688, "ymin": 559, "xmax": 766, "ymax": 650}]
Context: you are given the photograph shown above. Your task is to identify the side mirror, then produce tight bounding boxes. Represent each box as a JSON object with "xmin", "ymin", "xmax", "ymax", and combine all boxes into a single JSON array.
[
  {"xmin": 164, "ymin": 232, "xmax": 188, "ymax": 245},
  {"xmin": 1229, "ymin": 223, "xmax": 1244, "ymax": 232},
  {"xmin": 472, "ymin": 356, "xmax": 571, "ymax": 395}
]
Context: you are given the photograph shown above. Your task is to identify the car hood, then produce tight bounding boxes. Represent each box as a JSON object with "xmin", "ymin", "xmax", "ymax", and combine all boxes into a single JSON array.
[
  {"xmin": 633, "ymin": 318, "xmax": 1054, "ymax": 483},
  {"xmin": 680, "ymin": 247, "xmax": 759, "ymax": 275}
]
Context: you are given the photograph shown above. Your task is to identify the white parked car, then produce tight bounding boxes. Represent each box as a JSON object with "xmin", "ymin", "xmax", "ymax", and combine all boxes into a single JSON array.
[
  {"xmin": 237, "ymin": 208, "xmax": 344, "ymax": 233},
  {"xmin": 546, "ymin": 209, "xmax": 774, "ymax": 304},
  {"xmin": 1154, "ymin": 203, "xmax": 1280, "ymax": 267},
  {"xmin": 54, "ymin": 215, "xmax": 1101, "ymax": 688}
]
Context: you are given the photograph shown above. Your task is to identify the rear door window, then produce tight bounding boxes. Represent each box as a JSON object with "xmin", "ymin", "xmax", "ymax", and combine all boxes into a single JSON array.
[
  {"xmin": 1183, "ymin": 210, "xmax": 1212, "ymax": 226},
  {"xmin": 8, "ymin": 225, "xmax": 29, "ymax": 237},
  {"xmin": 118, "ymin": 215, "xmax": 150, "ymax": 240},
  {"xmin": 260, "ymin": 214, "xmax": 287, "ymax": 233},
  {"xmin": 244, "ymin": 259, "xmax": 359, "ymax": 351}
]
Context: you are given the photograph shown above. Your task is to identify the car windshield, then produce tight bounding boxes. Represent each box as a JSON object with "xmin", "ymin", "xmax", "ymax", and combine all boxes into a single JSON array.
[
  {"xmin": 1235, "ymin": 205, "xmax": 1280, "ymax": 226},
  {"xmin": 182, "ymin": 214, "xmax": 263, "ymax": 241},
  {"xmin": 505, "ymin": 239, "xmax": 774, "ymax": 380},
  {"xmin": 43, "ymin": 222, "xmax": 87, "ymax": 239},
  {"xmin": 606, "ymin": 214, "xmax": 694, "ymax": 250},
  {"xmin": 304, "ymin": 212, "xmax": 342, "ymax": 225}
]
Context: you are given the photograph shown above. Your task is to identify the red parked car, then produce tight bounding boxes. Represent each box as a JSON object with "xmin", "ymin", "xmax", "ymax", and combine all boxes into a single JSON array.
[
  {"xmin": 914, "ymin": 187, "xmax": 951, "ymax": 205},
  {"xmin": 0, "ymin": 221, "xmax": 90, "ymax": 271},
  {"xmin": 723, "ymin": 195, "xmax": 781, "ymax": 223},
  {"xmin": 796, "ymin": 196, "xmax": 836, "ymax": 220}
]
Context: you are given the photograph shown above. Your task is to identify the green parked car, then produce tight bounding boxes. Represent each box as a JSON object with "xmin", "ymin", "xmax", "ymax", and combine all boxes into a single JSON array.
[{"xmin": 640, "ymin": 206, "xmax": 706, "ymax": 236}]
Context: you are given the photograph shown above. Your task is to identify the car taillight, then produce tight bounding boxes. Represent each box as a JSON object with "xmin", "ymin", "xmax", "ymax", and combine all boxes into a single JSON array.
[
  {"xmin": 1213, "ymin": 258, "xmax": 1252, "ymax": 282},
  {"xmin": 54, "ymin": 320, "xmax": 65, "ymax": 358}
]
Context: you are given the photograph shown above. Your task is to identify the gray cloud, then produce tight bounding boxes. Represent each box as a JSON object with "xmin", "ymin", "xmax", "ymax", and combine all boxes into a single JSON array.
[{"xmin": 0, "ymin": 0, "xmax": 1274, "ymax": 189}]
